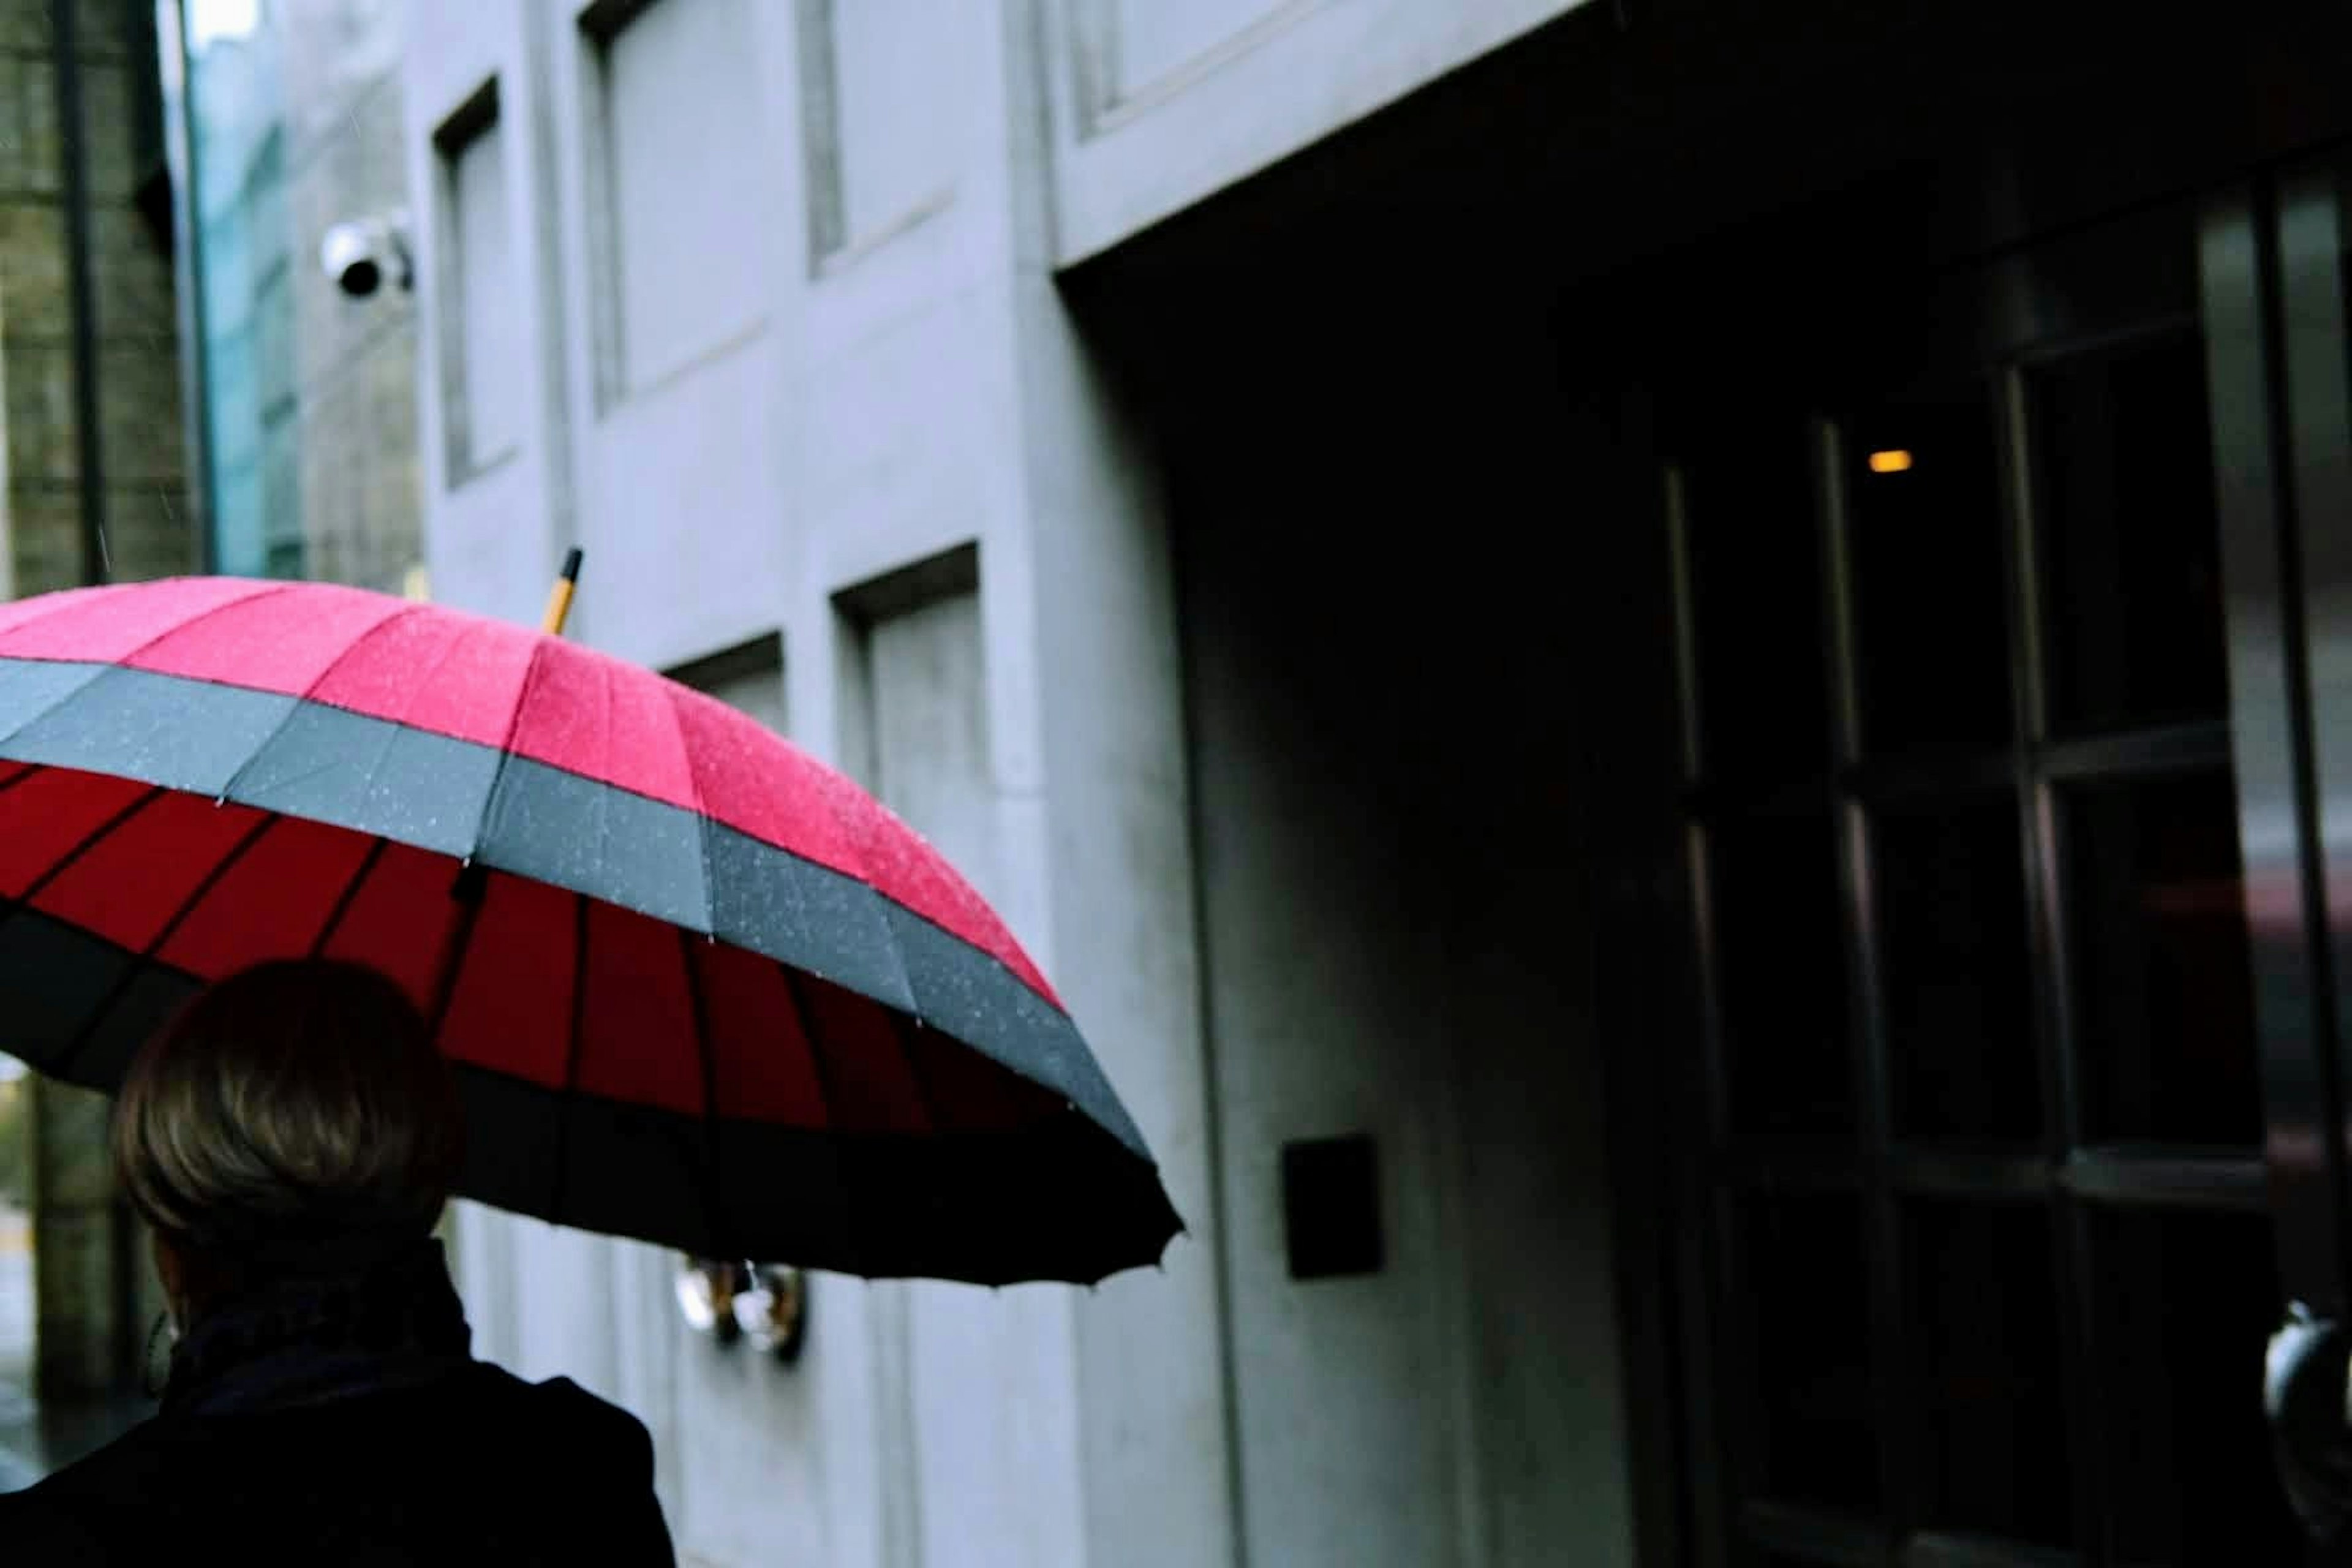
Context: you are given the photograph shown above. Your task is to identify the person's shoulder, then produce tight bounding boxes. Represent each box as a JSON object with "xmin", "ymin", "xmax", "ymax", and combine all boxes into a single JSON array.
[
  {"xmin": 452, "ymin": 1365, "xmax": 673, "ymax": 1561},
  {"xmin": 463, "ymin": 1365, "xmax": 655, "ymax": 1472},
  {"xmin": 0, "ymin": 1439, "xmax": 170, "ymax": 1564},
  {"xmin": 0, "ymin": 1417, "xmax": 172, "ymax": 1508}
]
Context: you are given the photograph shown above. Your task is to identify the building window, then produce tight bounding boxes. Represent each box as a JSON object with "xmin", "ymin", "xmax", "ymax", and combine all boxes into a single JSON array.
[
  {"xmin": 668, "ymin": 632, "xmax": 786, "ymax": 736},
  {"xmin": 581, "ymin": 0, "xmax": 766, "ymax": 405},
  {"xmin": 433, "ymin": 78, "xmax": 523, "ymax": 484}
]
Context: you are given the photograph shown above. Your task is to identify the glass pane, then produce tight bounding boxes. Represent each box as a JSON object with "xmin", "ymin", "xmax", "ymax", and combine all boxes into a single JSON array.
[
  {"xmin": 1679, "ymin": 414, "xmax": 1832, "ymax": 780},
  {"xmin": 2063, "ymin": 770, "xmax": 2263, "ymax": 1146},
  {"xmin": 1738, "ymin": 1194, "xmax": 1881, "ymax": 1510},
  {"xmin": 2032, "ymin": 328, "xmax": 2229, "ymax": 732},
  {"xmin": 1905, "ymin": 1199, "xmax": 2073, "ymax": 1547},
  {"xmin": 2090, "ymin": 1210, "xmax": 2297, "ymax": 1564},
  {"xmin": 1846, "ymin": 392, "xmax": 2013, "ymax": 752},
  {"xmin": 1877, "ymin": 797, "xmax": 2039, "ymax": 1139},
  {"xmin": 189, "ymin": 18, "xmax": 302, "ymax": 581},
  {"xmin": 1709, "ymin": 812, "xmax": 1853, "ymax": 1133}
]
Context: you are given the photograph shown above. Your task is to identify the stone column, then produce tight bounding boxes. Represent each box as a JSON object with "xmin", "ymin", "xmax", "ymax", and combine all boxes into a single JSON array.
[
  {"xmin": 25, "ymin": 1080, "xmax": 129, "ymax": 1396},
  {"xmin": 0, "ymin": 0, "xmax": 195, "ymax": 1400}
]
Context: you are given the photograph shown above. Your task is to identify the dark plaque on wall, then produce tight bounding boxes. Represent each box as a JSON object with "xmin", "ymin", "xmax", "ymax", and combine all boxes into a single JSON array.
[{"xmin": 1281, "ymin": 1133, "xmax": 1384, "ymax": 1280}]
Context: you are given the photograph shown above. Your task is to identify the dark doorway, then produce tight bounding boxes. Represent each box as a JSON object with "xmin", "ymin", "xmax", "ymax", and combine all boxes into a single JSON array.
[{"xmin": 1629, "ymin": 151, "xmax": 2352, "ymax": 1568}]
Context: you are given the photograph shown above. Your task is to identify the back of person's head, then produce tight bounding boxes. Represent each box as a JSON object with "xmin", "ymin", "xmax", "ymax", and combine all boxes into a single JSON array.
[{"xmin": 112, "ymin": 959, "xmax": 464, "ymax": 1268}]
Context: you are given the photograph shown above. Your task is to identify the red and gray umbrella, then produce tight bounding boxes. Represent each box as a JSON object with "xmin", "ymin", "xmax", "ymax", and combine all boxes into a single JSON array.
[{"xmin": 0, "ymin": 576, "xmax": 1179, "ymax": 1285}]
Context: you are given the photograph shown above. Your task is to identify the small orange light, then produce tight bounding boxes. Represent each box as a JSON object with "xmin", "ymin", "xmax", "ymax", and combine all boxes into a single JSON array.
[{"xmin": 1868, "ymin": 450, "xmax": 1914, "ymax": 474}]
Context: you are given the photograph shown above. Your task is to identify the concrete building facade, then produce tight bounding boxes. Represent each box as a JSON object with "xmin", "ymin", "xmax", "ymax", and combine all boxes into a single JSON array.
[
  {"xmin": 399, "ymin": 2, "xmax": 2352, "ymax": 1566},
  {"xmin": 402, "ymin": 2, "xmax": 1635, "ymax": 1565}
]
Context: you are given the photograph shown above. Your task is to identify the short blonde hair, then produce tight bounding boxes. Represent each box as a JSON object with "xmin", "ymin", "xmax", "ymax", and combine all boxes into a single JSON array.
[{"xmin": 113, "ymin": 960, "xmax": 464, "ymax": 1261}]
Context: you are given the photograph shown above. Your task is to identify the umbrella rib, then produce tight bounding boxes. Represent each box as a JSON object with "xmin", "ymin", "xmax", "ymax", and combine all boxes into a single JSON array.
[
  {"xmin": 426, "ymin": 868, "xmax": 490, "ymax": 1039},
  {"xmin": 548, "ymin": 891, "xmax": 592, "ymax": 1231},
  {"xmin": 44, "ymin": 809, "xmax": 284, "ymax": 1081},
  {"xmin": 0, "ymin": 587, "xmax": 301, "ymax": 761},
  {"xmin": 108, "ymin": 581, "xmax": 301, "ymax": 669},
  {"xmin": 218, "ymin": 605, "xmax": 431, "ymax": 805},
  {"xmin": 655, "ymin": 680, "xmax": 718, "ymax": 940},
  {"xmin": 0, "ymin": 586, "xmax": 115, "ymax": 654},
  {"xmin": 886, "ymin": 1011, "xmax": 943, "ymax": 1136},
  {"xmin": 0, "ymin": 579, "xmax": 289, "ymax": 684},
  {"xmin": 777, "ymin": 961, "xmax": 875, "ymax": 1279},
  {"xmin": 307, "ymin": 837, "xmax": 392, "ymax": 957},
  {"xmin": 461, "ymin": 635, "xmax": 552, "ymax": 870},
  {"xmin": 0, "ymin": 585, "xmax": 303, "ymax": 759},
  {"xmin": 677, "ymin": 926, "xmax": 730, "ymax": 1262},
  {"xmin": 7, "ymin": 785, "xmax": 168, "ymax": 918}
]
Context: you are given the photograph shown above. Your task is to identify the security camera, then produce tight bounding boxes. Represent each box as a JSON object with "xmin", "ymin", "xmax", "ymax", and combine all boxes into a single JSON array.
[{"xmin": 320, "ymin": 211, "xmax": 413, "ymax": 298}]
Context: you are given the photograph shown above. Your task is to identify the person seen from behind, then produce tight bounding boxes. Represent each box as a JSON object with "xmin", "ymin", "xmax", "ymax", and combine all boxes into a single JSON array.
[{"xmin": 0, "ymin": 958, "xmax": 676, "ymax": 1564}]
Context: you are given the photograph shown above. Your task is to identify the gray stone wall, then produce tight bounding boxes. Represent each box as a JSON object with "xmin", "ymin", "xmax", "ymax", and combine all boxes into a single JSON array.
[
  {"xmin": 0, "ymin": 0, "xmax": 195, "ymax": 1401},
  {"xmin": 0, "ymin": 0, "xmax": 193, "ymax": 598}
]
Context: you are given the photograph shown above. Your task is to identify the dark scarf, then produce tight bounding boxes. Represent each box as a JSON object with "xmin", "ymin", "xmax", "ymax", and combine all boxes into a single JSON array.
[{"xmin": 160, "ymin": 1235, "xmax": 475, "ymax": 1420}]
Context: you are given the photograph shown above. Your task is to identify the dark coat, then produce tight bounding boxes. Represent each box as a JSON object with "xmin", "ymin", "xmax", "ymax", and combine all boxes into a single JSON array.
[{"xmin": 0, "ymin": 1239, "xmax": 674, "ymax": 1566}]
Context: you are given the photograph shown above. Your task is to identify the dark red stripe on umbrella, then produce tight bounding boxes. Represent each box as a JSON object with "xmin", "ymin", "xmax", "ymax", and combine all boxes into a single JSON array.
[
  {"xmin": 0, "ymin": 580, "xmax": 1180, "ymax": 1282},
  {"xmin": 0, "ymin": 780, "xmax": 1177, "ymax": 1281}
]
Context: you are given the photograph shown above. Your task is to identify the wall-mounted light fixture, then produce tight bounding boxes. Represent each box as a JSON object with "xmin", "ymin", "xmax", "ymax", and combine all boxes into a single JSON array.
[
  {"xmin": 733, "ymin": 1263, "xmax": 807, "ymax": 1362},
  {"xmin": 673, "ymin": 1257, "xmax": 809, "ymax": 1365}
]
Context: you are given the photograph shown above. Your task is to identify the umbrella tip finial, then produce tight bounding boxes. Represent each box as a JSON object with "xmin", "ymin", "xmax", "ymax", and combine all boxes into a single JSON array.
[{"xmin": 542, "ymin": 549, "xmax": 584, "ymax": 637}]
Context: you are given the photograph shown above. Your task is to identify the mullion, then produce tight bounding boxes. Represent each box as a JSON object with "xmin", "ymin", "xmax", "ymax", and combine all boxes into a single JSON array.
[
  {"xmin": 1664, "ymin": 458, "xmax": 1743, "ymax": 1568},
  {"xmin": 1998, "ymin": 350, "xmax": 2108, "ymax": 1564},
  {"xmin": 2271, "ymin": 162, "xmax": 2352, "ymax": 1315},
  {"xmin": 2057, "ymin": 1147, "xmax": 2269, "ymax": 1213},
  {"xmin": 1817, "ymin": 412, "xmax": 1917, "ymax": 1556},
  {"xmin": 1888, "ymin": 1144, "xmax": 2049, "ymax": 1203},
  {"xmin": 2034, "ymin": 722, "xmax": 2231, "ymax": 783}
]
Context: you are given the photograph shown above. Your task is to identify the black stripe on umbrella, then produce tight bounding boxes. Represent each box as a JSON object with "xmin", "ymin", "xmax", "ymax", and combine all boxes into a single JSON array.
[
  {"xmin": 0, "ymin": 793, "xmax": 1180, "ymax": 1283},
  {"xmin": 453, "ymin": 1067, "xmax": 1170, "ymax": 1284},
  {"xmin": 0, "ymin": 661, "xmax": 1149, "ymax": 1162}
]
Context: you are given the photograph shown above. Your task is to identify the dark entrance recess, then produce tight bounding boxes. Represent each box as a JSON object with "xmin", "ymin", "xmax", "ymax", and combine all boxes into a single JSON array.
[
  {"xmin": 1064, "ymin": 0, "xmax": 2352, "ymax": 1562},
  {"xmin": 1625, "ymin": 128, "xmax": 2352, "ymax": 1568}
]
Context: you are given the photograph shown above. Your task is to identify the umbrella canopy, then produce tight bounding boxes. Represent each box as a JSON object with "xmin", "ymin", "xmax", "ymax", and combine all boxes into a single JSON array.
[{"xmin": 0, "ymin": 577, "xmax": 1178, "ymax": 1284}]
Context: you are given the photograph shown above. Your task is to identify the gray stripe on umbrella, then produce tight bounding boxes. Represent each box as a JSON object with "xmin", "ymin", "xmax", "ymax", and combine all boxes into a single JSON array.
[
  {"xmin": 0, "ymin": 661, "xmax": 1094, "ymax": 1109},
  {"xmin": 228, "ymin": 703, "xmax": 499, "ymax": 858},
  {"xmin": 0, "ymin": 658, "xmax": 108, "ymax": 737},
  {"xmin": 881, "ymin": 903, "xmax": 1150, "ymax": 1159},
  {"xmin": 706, "ymin": 821, "xmax": 918, "ymax": 1015},
  {"xmin": 0, "ymin": 666, "xmax": 295, "ymax": 796},
  {"xmin": 472, "ymin": 755, "xmax": 710, "ymax": 932}
]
